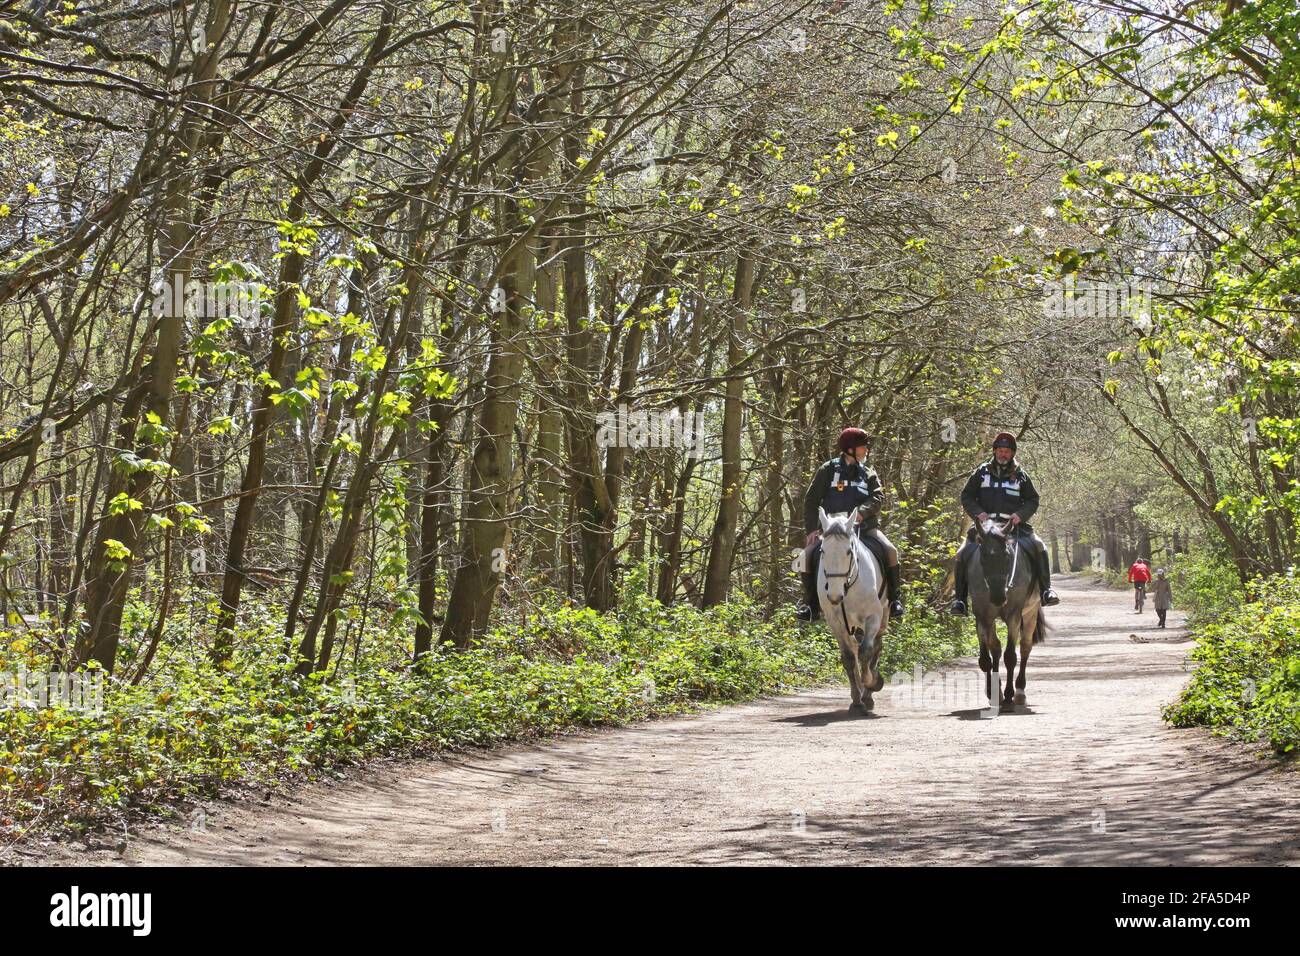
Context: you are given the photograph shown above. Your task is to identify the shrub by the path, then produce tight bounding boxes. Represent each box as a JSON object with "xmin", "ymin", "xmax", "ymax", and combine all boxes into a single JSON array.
[
  {"xmin": 0, "ymin": 591, "xmax": 973, "ymax": 839},
  {"xmin": 1164, "ymin": 571, "xmax": 1300, "ymax": 756}
]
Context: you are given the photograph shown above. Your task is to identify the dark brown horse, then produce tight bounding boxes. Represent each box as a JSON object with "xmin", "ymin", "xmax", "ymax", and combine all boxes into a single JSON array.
[{"xmin": 966, "ymin": 520, "xmax": 1048, "ymax": 710}]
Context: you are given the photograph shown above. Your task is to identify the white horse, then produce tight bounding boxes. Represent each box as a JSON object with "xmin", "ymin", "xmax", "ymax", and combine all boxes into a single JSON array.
[{"xmin": 817, "ymin": 507, "xmax": 889, "ymax": 713}]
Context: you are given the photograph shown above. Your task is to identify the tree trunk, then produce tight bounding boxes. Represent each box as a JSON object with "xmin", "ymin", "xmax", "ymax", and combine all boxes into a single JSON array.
[{"xmin": 701, "ymin": 251, "xmax": 753, "ymax": 607}]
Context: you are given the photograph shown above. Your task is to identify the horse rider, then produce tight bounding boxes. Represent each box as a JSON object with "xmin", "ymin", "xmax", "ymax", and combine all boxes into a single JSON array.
[
  {"xmin": 949, "ymin": 432, "xmax": 1060, "ymax": 615},
  {"xmin": 1128, "ymin": 557, "xmax": 1152, "ymax": 611},
  {"xmin": 796, "ymin": 427, "xmax": 905, "ymax": 622}
]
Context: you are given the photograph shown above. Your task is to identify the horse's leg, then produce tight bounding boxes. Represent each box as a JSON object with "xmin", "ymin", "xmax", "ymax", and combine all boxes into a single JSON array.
[
  {"xmin": 855, "ymin": 620, "xmax": 884, "ymax": 709},
  {"xmin": 977, "ymin": 618, "xmax": 993, "ymax": 675},
  {"xmin": 840, "ymin": 635, "xmax": 864, "ymax": 712},
  {"xmin": 868, "ymin": 624, "xmax": 889, "ymax": 691},
  {"xmin": 1015, "ymin": 607, "xmax": 1036, "ymax": 705},
  {"xmin": 1002, "ymin": 640, "xmax": 1017, "ymax": 709},
  {"xmin": 868, "ymin": 616, "xmax": 889, "ymax": 691},
  {"xmin": 852, "ymin": 627, "xmax": 876, "ymax": 710},
  {"xmin": 1002, "ymin": 612, "xmax": 1022, "ymax": 709},
  {"xmin": 976, "ymin": 617, "xmax": 1000, "ymax": 709}
]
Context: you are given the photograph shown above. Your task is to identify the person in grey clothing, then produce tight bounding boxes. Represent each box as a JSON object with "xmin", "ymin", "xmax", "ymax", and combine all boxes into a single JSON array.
[{"xmin": 1153, "ymin": 568, "xmax": 1173, "ymax": 628}]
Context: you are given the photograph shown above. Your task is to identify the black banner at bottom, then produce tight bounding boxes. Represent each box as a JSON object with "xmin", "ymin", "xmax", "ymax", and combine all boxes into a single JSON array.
[{"xmin": 0, "ymin": 864, "xmax": 1283, "ymax": 943}]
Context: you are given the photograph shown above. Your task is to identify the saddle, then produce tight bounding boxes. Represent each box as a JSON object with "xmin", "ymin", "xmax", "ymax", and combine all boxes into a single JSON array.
[{"xmin": 857, "ymin": 529, "xmax": 888, "ymax": 571}]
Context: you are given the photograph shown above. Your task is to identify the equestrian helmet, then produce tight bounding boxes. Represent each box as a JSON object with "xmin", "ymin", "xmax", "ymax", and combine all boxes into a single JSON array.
[{"xmin": 837, "ymin": 427, "xmax": 870, "ymax": 453}]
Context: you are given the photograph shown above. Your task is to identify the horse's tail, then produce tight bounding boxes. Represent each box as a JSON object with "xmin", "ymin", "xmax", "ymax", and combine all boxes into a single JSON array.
[{"xmin": 1033, "ymin": 608, "xmax": 1049, "ymax": 645}]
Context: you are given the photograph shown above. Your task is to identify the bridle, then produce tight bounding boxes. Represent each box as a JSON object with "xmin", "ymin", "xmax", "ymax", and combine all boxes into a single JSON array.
[
  {"xmin": 821, "ymin": 524, "xmax": 860, "ymax": 606},
  {"xmin": 977, "ymin": 517, "xmax": 1021, "ymax": 595}
]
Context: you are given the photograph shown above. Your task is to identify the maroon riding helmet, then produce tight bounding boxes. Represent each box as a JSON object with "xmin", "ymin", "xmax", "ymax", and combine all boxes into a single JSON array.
[{"xmin": 838, "ymin": 427, "xmax": 870, "ymax": 453}]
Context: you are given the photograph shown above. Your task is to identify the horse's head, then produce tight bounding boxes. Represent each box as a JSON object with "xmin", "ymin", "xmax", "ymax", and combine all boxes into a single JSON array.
[
  {"xmin": 978, "ymin": 520, "xmax": 1013, "ymax": 606},
  {"xmin": 818, "ymin": 506, "xmax": 861, "ymax": 606}
]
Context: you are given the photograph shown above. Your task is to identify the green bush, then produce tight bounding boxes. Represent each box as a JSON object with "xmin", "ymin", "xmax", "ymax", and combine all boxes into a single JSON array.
[
  {"xmin": 1168, "ymin": 549, "xmax": 1248, "ymax": 628},
  {"xmin": 0, "ymin": 590, "xmax": 973, "ymax": 838},
  {"xmin": 1163, "ymin": 570, "xmax": 1300, "ymax": 755},
  {"xmin": 877, "ymin": 609, "xmax": 975, "ymax": 678}
]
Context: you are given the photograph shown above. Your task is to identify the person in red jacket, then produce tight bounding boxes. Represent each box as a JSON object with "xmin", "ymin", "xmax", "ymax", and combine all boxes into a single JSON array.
[{"xmin": 1127, "ymin": 558, "xmax": 1152, "ymax": 611}]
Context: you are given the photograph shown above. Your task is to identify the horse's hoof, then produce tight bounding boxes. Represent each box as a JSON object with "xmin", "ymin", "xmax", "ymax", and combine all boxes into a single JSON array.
[
  {"xmin": 1014, "ymin": 691, "xmax": 1026, "ymax": 705},
  {"xmin": 863, "ymin": 697, "xmax": 875, "ymax": 711},
  {"xmin": 849, "ymin": 702, "xmax": 867, "ymax": 715}
]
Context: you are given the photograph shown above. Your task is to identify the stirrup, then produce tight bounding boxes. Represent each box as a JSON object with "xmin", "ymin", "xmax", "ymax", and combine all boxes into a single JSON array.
[
  {"xmin": 889, "ymin": 599, "xmax": 905, "ymax": 620},
  {"xmin": 1040, "ymin": 589, "xmax": 1060, "ymax": 607},
  {"xmin": 796, "ymin": 602, "xmax": 819, "ymax": 622},
  {"xmin": 950, "ymin": 598, "xmax": 967, "ymax": 616}
]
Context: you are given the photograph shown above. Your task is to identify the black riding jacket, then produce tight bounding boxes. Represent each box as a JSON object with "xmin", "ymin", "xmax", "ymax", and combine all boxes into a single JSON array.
[
  {"xmin": 803, "ymin": 456, "xmax": 884, "ymax": 533},
  {"xmin": 960, "ymin": 458, "xmax": 1040, "ymax": 527}
]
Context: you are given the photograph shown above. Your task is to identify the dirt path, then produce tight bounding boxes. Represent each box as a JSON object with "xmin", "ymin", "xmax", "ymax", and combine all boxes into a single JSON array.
[{"xmin": 28, "ymin": 575, "xmax": 1300, "ymax": 865}]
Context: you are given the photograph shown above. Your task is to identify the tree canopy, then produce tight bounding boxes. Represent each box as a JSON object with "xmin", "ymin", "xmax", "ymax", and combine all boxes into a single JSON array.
[{"xmin": 0, "ymin": 0, "xmax": 1295, "ymax": 677}]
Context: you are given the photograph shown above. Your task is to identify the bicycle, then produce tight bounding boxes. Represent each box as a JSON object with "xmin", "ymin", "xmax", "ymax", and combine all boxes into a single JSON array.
[{"xmin": 1134, "ymin": 582, "xmax": 1146, "ymax": 612}]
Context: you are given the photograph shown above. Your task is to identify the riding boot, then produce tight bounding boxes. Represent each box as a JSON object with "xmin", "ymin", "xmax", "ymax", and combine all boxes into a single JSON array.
[
  {"xmin": 1034, "ymin": 545, "xmax": 1060, "ymax": 606},
  {"xmin": 796, "ymin": 546, "xmax": 822, "ymax": 622},
  {"xmin": 950, "ymin": 544, "xmax": 970, "ymax": 615},
  {"xmin": 885, "ymin": 563, "xmax": 904, "ymax": 619}
]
